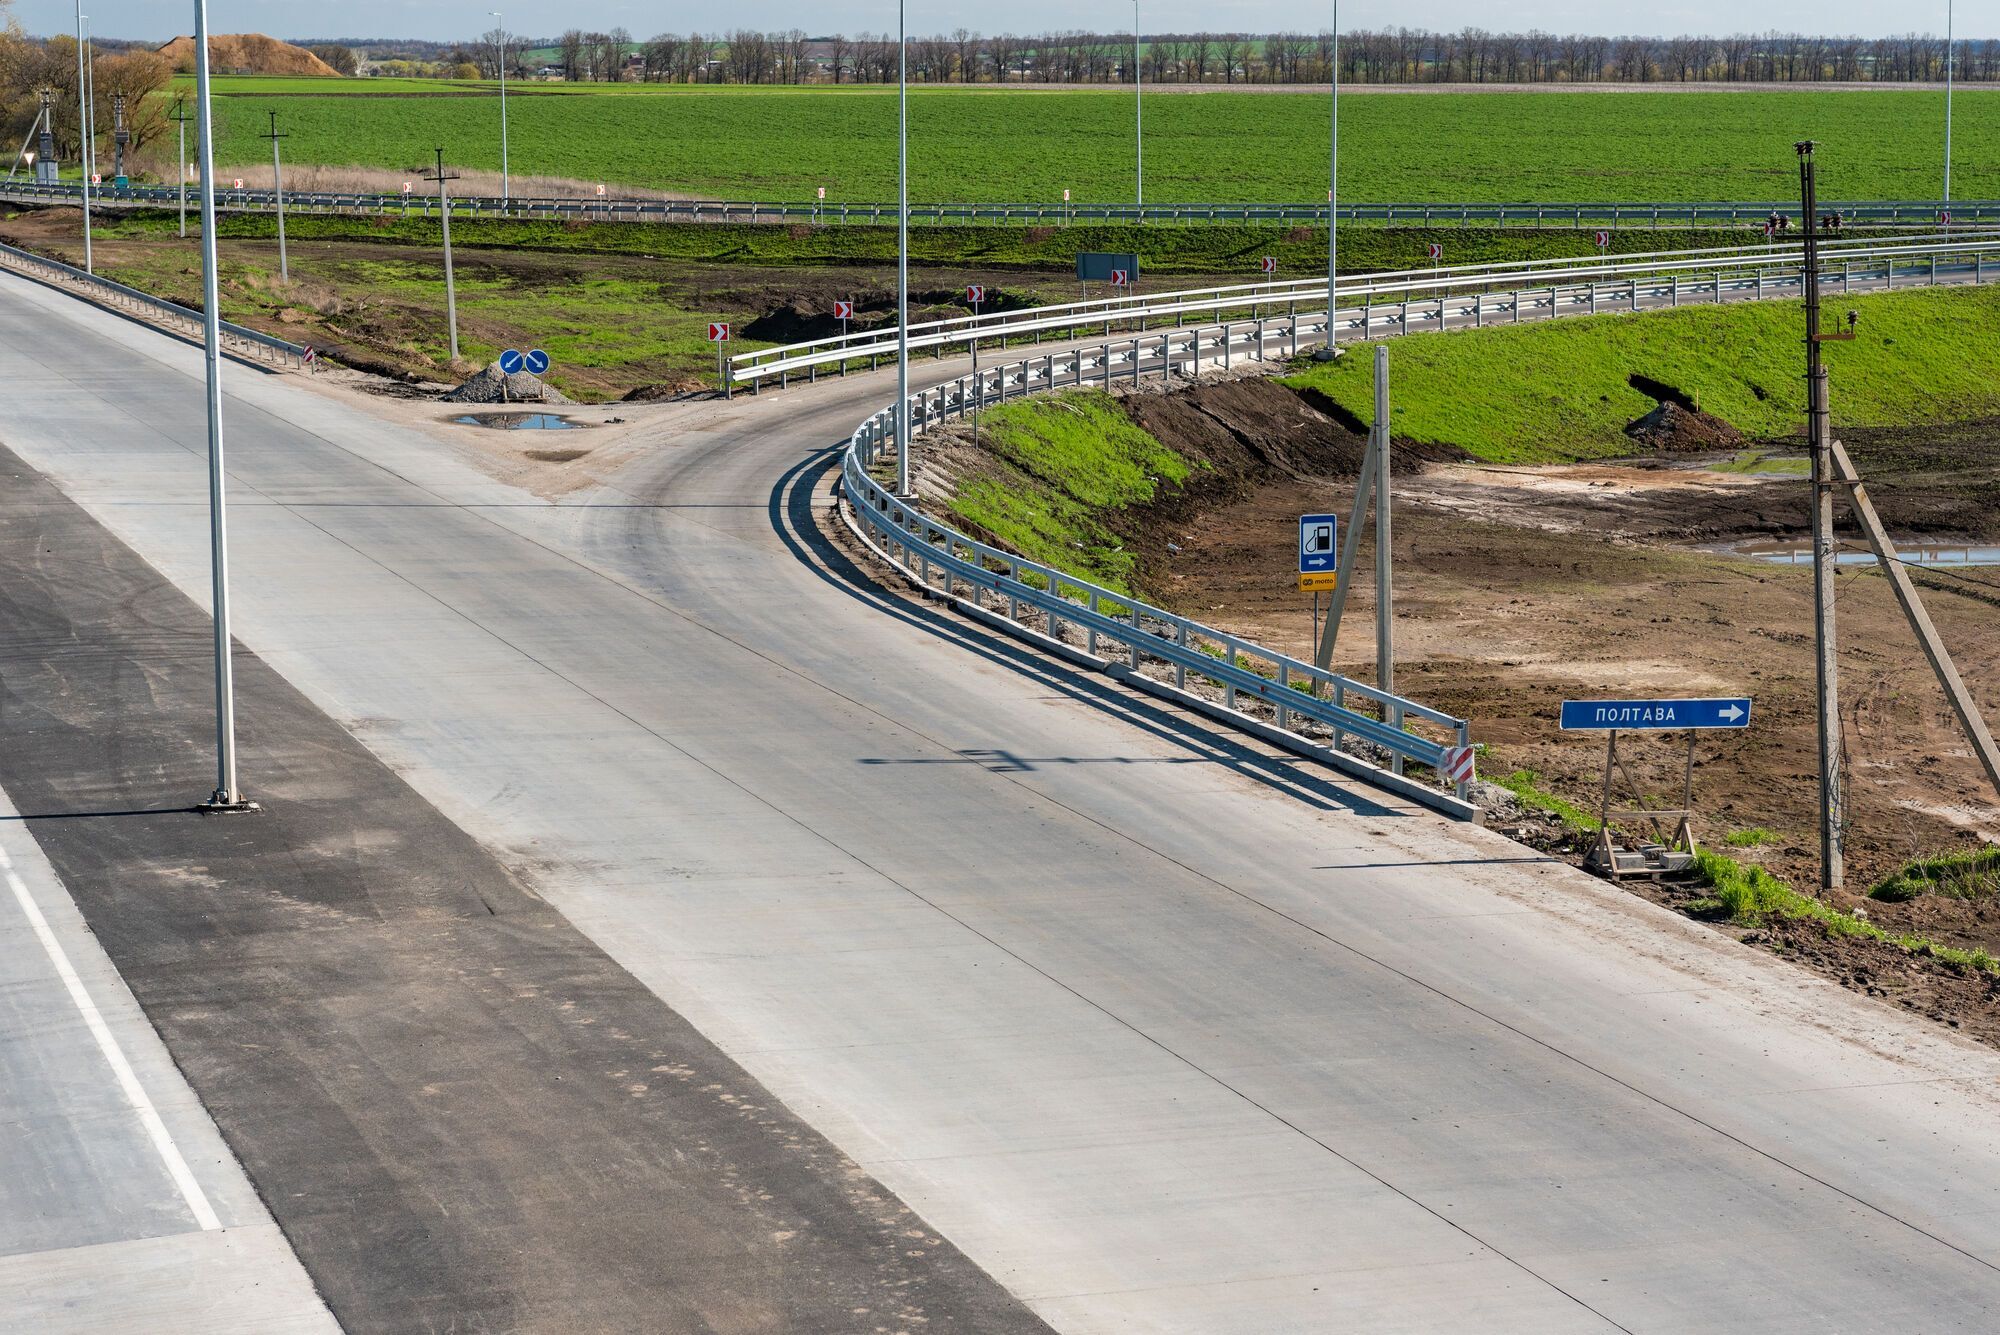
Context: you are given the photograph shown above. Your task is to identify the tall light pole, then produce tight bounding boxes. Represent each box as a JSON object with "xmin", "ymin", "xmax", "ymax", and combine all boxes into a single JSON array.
[
  {"xmin": 73, "ymin": 4, "xmax": 91, "ymax": 272},
  {"xmin": 490, "ymin": 13, "xmax": 510, "ymax": 206},
  {"xmin": 1944, "ymin": 0, "xmax": 1956, "ymax": 215},
  {"xmin": 1319, "ymin": 0, "xmax": 1341, "ymax": 360},
  {"xmin": 896, "ymin": 1, "xmax": 911, "ymax": 496},
  {"xmin": 192, "ymin": 0, "xmax": 251, "ymax": 812},
  {"xmin": 1133, "ymin": 0, "xmax": 1143, "ymax": 212}
]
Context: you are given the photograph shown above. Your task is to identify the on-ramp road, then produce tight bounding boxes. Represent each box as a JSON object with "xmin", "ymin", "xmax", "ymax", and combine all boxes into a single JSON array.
[{"xmin": 3, "ymin": 272, "xmax": 2000, "ymax": 1331}]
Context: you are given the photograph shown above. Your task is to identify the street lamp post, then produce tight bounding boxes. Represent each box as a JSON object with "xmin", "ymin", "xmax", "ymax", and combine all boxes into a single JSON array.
[
  {"xmin": 1944, "ymin": 0, "xmax": 1956, "ymax": 216},
  {"xmin": 490, "ymin": 13, "xmax": 510, "ymax": 207},
  {"xmin": 1134, "ymin": 1, "xmax": 1143, "ymax": 213},
  {"xmin": 191, "ymin": 0, "xmax": 252, "ymax": 812},
  {"xmin": 897, "ymin": 2, "xmax": 911, "ymax": 496},
  {"xmin": 73, "ymin": 3, "xmax": 91, "ymax": 271},
  {"xmin": 1318, "ymin": 0, "xmax": 1341, "ymax": 360}
]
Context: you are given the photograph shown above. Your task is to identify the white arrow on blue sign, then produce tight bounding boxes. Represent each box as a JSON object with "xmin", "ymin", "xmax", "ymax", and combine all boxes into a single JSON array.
[
  {"xmin": 1299, "ymin": 513, "xmax": 1339, "ymax": 574},
  {"xmin": 525, "ymin": 348, "xmax": 550, "ymax": 375},
  {"xmin": 498, "ymin": 348, "xmax": 524, "ymax": 375},
  {"xmin": 1559, "ymin": 698, "xmax": 1753, "ymax": 731}
]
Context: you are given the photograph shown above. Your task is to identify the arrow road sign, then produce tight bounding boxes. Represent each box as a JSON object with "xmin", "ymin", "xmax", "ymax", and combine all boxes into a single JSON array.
[
  {"xmin": 1299, "ymin": 513, "xmax": 1339, "ymax": 574},
  {"xmin": 1559, "ymin": 698, "xmax": 1753, "ymax": 731},
  {"xmin": 1110, "ymin": 268, "xmax": 1129, "ymax": 286},
  {"xmin": 498, "ymin": 349, "xmax": 524, "ymax": 375},
  {"xmin": 833, "ymin": 300, "xmax": 854, "ymax": 320},
  {"xmin": 966, "ymin": 284, "xmax": 985, "ymax": 304},
  {"xmin": 1594, "ymin": 230, "xmax": 1611, "ymax": 248},
  {"xmin": 524, "ymin": 349, "xmax": 549, "ymax": 375},
  {"xmin": 1426, "ymin": 243, "xmax": 1443, "ymax": 261},
  {"xmin": 708, "ymin": 323, "xmax": 730, "ymax": 342},
  {"xmin": 1261, "ymin": 256, "xmax": 1277, "ymax": 274}
]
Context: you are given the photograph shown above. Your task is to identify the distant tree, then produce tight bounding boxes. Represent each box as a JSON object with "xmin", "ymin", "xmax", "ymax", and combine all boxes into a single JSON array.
[
  {"xmin": 559, "ymin": 29, "xmax": 583, "ymax": 81},
  {"xmin": 309, "ymin": 43, "xmax": 359, "ymax": 76},
  {"xmin": 451, "ymin": 61, "xmax": 480, "ymax": 80},
  {"xmin": 825, "ymin": 33, "xmax": 849, "ymax": 83}
]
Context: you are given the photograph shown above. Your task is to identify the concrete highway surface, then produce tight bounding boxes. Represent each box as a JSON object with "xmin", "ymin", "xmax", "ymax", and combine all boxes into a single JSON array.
[{"xmin": 3, "ymin": 271, "xmax": 2000, "ymax": 1332}]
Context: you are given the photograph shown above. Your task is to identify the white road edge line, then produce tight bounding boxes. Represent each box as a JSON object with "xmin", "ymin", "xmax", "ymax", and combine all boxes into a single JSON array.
[{"xmin": 0, "ymin": 839, "xmax": 224, "ymax": 1232}]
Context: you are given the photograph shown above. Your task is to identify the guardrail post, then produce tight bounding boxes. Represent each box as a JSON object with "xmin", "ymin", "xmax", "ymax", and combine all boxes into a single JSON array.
[
  {"xmin": 1275, "ymin": 664, "xmax": 1291, "ymax": 730},
  {"xmin": 1087, "ymin": 592, "xmax": 1100, "ymax": 656},
  {"xmin": 1400, "ymin": 301, "xmax": 1409, "ymax": 336},
  {"xmin": 1175, "ymin": 624, "xmax": 1188, "ymax": 690},
  {"xmin": 1454, "ymin": 722, "xmax": 1472, "ymax": 803}
]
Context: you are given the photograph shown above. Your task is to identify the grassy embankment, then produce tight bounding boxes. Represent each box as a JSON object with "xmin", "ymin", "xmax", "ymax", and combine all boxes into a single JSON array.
[
  {"xmin": 160, "ymin": 81, "xmax": 2000, "ymax": 204},
  {"xmin": 1283, "ymin": 283, "xmax": 2000, "ymax": 462}
]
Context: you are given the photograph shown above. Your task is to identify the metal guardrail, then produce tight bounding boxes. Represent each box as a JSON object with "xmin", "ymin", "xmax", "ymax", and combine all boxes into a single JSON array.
[
  {"xmin": 3, "ymin": 178, "xmax": 1993, "ymax": 232},
  {"xmin": 0, "ymin": 238, "xmax": 309, "ymax": 369},
  {"xmin": 731, "ymin": 232, "xmax": 2000, "ymax": 388},
  {"xmin": 837, "ymin": 330, "xmax": 1479, "ymax": 818}
]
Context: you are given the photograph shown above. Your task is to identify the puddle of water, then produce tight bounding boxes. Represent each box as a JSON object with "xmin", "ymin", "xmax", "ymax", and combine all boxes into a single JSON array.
[
  {"xmin": 1722, "ymin": 539, "xmax": 2000, "ymax": 568},
  {"xmin": 452, "ymin": 413, "xmax": 579, "ymax": 431}
]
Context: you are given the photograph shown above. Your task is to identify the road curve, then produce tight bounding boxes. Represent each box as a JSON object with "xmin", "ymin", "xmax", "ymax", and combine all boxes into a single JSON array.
[{"xmin": 3, "ymin": 271, "xmax": 2000, "ymax": 1331}]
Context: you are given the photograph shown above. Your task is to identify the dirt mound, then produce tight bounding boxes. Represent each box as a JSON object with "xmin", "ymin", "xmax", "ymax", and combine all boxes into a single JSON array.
[
  {"xmin": 443, "ymin": 364, "xmax": 569, "ymax": 404},
  {"xmin": 620, "ymin": 380, "xmax": 708, "ymax": 402},
  {"xmin": 1625, "ymin": 400, "xmax": 1745, "ymax": 451},
  {"xmin": 157, "ymin": 35, "xmax": 341, "ymax": 77}
]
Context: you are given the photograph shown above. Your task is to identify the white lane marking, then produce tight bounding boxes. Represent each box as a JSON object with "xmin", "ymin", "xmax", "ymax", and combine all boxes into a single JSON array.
[{"xmin": 0, "ymin": 840, "xmax": 224, "ymax": 1231}]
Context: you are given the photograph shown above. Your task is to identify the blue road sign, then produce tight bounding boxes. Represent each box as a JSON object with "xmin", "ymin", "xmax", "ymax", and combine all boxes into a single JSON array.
[
  {"xmin": 1560, "ymin": 698, "xmax": 1753, "ymax": 731},
  {"xmin": 525, "ymin": 348, "xmax": 550, "ymax": 375},
  {"xmin": 1299, "ymin": 514, "xmax": 1339, "ymax": 574},
  {"xmin": 498, "ymin": 348, "xmax": 524, "ymax": 375}
]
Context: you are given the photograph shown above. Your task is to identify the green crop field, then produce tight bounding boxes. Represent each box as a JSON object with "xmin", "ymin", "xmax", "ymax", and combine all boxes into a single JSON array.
[{"xmin": 165, "ymin": 82, "xmax": 1995, "ymax": 204}]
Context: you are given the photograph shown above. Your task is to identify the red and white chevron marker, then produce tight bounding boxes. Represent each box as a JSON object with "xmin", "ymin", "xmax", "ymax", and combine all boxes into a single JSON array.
[
  {"xmin": 707, "ymin": 323, "xmax": 730, "ymax": 342},
  {"xmin": 833, "ymin": 300, "xmax": 854, "ymax": 320},
  {"xmin": 1110, "ymin": 268, "xmax": 1129, "ymax": 287},
  {"xmin": 1426, "ymin": 243, "xmax": 1443, "ymax": 261},
  {"xmin": 966, "ymin": 285, "xmax": 985, "ymax": 304},
  {"xmin": 1261, "ymin": 256, "xmax": 1277, "ymax": 274}
]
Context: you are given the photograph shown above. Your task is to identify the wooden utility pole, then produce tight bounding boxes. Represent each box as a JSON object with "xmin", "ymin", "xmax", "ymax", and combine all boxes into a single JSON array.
[{"xmin": 264, "ymin": 111, "xmax": 289, "ymax": 283}]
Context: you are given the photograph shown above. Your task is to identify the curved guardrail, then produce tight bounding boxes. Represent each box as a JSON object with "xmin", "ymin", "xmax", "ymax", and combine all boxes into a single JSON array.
[
  {"xmin": 836, "ymin": 323, "xmax": 1480, "ymax": 818},
  {"xmin": 3, "ymin": 178, "xmax": 1992, "ymax": 231},
  {"xmin": 0, "ymin": 239, "xmax": 309, "ymax": 368},
  {"xmin": 732, "ymin": 232, "xmax": 2000, "ymax": 390}
]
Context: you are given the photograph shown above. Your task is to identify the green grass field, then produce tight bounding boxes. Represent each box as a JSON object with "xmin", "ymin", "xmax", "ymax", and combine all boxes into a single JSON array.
[
  {"xmin": 1283, "ymin": 284, "xmax": 2000, "ymax": 462},
  {"xmin": 168, "ymin": 81, "xmax": 1995, "ymax": 204}
]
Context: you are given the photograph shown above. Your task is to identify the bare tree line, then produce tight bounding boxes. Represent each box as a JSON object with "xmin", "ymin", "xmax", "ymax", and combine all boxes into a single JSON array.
[{"xmin": 492, "ymin": 27, "xmax": 1996, "ymax": 85}]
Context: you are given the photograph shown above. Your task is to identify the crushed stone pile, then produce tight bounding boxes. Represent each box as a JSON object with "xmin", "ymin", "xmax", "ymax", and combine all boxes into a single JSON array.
[{"xmin": 442, "ymin": 364, "xmax": 570, "ymax": 405}]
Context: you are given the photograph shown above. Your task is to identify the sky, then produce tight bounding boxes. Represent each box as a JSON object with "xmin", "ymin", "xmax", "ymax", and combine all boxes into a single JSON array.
[{"xmin": 9, "ymin": 1, "xmax": 1981, "ymax": 45}]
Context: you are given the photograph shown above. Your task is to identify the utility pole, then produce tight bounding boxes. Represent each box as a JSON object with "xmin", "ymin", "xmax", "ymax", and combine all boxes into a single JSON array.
[
  {"xmin": 170, "ymin": 98, "xmax": 191, "ymax": 238},
  {"xmin": 73, "ymin": 2, "xmax": 92, "ymax": 272},
  {"xmin": 265, "ymin": 111, "xmax": 289, "ymax": 283},
  {"xmin": 425, "ymin": 147, "xmax": 461, "ymax": 363},
  {"xmin": 1798, "ymin": 141, "xmax": 1844, "ymax": 892},
  {"xmin": 896, "ymin": 1, "xmax": 911, "ymax": 495},
  {"xmin": 191, "ymin": 0, "xmax": 252, "ymax": 813},
  {"xmin": 490, "ymin": 12, "xmax": 510, "ymax": 207},
  {"xmin": 1318, "ymin": 0, "xmax": 1341, "ymax": 362}
]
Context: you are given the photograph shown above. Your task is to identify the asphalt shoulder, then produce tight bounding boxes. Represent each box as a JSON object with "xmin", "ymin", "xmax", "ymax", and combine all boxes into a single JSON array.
[{"xmin": 0, "ymin": 442, "xmax": 1051, "ymax": 1334}]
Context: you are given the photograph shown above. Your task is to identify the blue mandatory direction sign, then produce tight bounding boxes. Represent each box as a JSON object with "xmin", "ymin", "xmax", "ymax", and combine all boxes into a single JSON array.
[
  {"xmin": 1299, "ymin": 513, "xmax": 1339, "ymax": 574},
  {"xmin": 1560, "ymin": 697, "xmax": 1753, "ymax": 732},
  {"xmin": 497, "ymin": 348, "xmax": 524, "ymax": 375},
  {"xmin": 524, "ymin": 348, "xmax": 550, "ymax": 375}
]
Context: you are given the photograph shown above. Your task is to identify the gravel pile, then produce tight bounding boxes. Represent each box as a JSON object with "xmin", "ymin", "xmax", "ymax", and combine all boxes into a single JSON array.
[{"xmin": 442, "ymin": 364, "xmax": 570, "ymax": 405}]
